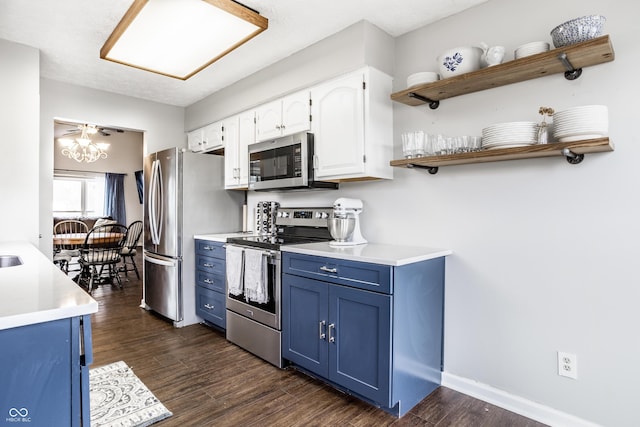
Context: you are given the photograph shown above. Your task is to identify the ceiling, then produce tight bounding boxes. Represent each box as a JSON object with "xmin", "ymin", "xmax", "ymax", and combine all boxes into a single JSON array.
[{"xmin": 0, "ymin": 0, "xmax": 487, "ymax": 107}]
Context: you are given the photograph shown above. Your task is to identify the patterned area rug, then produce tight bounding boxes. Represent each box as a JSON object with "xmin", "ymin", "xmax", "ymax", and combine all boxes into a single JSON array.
[{"xmin": 90, "ymin": 361, "xmax": 172, "ymax": 427}]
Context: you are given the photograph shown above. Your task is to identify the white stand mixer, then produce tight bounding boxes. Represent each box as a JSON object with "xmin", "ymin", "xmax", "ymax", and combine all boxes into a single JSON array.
[{"xmin": 329, "ymin": 197, "xmax": 367, "ymax": 247}]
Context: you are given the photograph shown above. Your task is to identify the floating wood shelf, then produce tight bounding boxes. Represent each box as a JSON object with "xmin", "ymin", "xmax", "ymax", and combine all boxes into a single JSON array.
[
  {"xmin": 390, "ymin": 138, "xmax": 614, "ymax": 172},
  {"xmin": 391, "ymin": 35, "xmax": 615, "ymax": 107}
]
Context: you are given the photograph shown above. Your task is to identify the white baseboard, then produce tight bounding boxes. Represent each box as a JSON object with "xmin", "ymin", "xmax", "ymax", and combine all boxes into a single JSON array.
[{"xmin": 441, "ymin": 372, "xmax": 602, "ymax": 427}]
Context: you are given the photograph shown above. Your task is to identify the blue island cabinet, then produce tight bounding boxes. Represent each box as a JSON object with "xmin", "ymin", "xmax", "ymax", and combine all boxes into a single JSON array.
[
  {"xmin": 282, "ymin": 252, "xmax": 445, "ymax": 417},
  {"xmin": 195, "ymin": 239, "xmax": 227, "ymax": 329},
  {"xmin": 0, "ymin": 315, "xmax": 92, "ymax": 426}
]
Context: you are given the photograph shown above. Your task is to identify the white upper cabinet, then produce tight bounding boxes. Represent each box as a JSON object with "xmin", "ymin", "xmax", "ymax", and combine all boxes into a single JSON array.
[
  {"xmin": 255, "ymin": 90, "xmax": 310, "ymax": 142},
  {"xmin": 225, "ymin": 110, "xmax": 255, "ymax": 190},
  {"xmin": 188, "ymin": 120, "xmax": 224, "ymax": 153},
  {"xmin": 311, "ymin": 67, "xmax": 393, "ymax": 181}
]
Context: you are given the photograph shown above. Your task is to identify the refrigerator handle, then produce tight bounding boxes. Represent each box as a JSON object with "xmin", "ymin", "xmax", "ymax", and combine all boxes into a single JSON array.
[
  {"xmin": 149, "ymin": 159, "xmax": 158, "ymax": 244},
  {"xmin": 149, "ymin": 159, "xmax": 163, "ymax": 245},
  {"xmin": 155, "ymin": 159, "xmax": 164, "ymax": 244}
]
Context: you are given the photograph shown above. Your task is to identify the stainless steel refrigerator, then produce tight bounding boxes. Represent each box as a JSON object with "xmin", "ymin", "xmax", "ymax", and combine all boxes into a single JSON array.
[{"xmin": 143, "ymin": 147, "xmax": 243, "ymax": 327}]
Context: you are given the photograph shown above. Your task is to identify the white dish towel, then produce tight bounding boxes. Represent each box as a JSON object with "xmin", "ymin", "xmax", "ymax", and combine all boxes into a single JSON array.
[
  {"xmin": 226, "ymin": 246, "xmax": 244, "ymax": 296},
  {"xmin": 243, "ymin": 248, "xmax": 268, "ymax": 304}
]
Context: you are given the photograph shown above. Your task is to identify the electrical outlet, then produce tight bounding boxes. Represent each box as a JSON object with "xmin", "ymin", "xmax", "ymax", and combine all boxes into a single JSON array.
[{"xmin": 558, "ymin": 351, "xmax": 578, "ymax": 379}]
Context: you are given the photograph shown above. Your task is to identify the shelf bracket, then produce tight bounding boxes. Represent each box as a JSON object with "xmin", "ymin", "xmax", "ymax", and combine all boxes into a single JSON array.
[
  {"xmin": 407, "ymin": 163, "xmax": 439, "ymax": 174},
  {"xmin": 562, "ymin": 148, "xmax": 585, "ymax": 164},
  {"xmin": 557, "ymin": 52, "xmax": 583, "ymax": 80},
  {"xmin": 408, "ymin": 92, "xmax": 440, "ymax": 110}
]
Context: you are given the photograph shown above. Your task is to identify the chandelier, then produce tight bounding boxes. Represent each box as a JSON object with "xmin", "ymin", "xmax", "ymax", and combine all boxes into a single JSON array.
[{"xmin": 59, "ymin": 124, "xmax": 109, "ymax": 163}]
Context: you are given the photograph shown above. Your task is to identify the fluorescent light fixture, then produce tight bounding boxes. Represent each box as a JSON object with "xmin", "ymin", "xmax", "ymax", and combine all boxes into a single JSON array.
[{"xmin": 100, "ymin": 0, "xmax": 268, "ymax": 80}]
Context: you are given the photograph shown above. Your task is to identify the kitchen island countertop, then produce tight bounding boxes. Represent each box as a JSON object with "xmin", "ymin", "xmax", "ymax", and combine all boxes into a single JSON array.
[
  {"xmin": 0, "ymin": 241, "xmax": 98, "ymax": 330},
  {"xmin": 281, "ymin": 242, "xmax": 452, "ymax": 266}
]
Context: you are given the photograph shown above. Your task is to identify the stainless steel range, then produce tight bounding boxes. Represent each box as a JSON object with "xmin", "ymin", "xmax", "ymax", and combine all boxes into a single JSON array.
[{"xmin": 225, "ymin": 206, "xmax": 332, "ymax": 368}]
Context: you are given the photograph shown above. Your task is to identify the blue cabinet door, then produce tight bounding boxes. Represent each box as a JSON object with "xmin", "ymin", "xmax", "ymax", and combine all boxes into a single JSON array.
[
  {"xmin": 329, "ymin": 284, "xmax": 392, "ymax": 406},
  {"xmin": 0, "ymin": 319, "xmax": 74, "ymax": 427},
  {"xmin": 282, "ymin": 274, "xmax": 329, "ymax": 377}
]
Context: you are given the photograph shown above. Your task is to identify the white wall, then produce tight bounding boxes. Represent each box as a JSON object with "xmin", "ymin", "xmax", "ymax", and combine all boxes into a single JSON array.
[
  {"xmin": 40, "ymin": 79, "xmax": 185, "ymax": 256},
  {"xmin": 53, "ymin": 128, "xmax": 144, "ymax": 226},
  {"xmin": 185, "ymin": 1, "xmax": 639, "ymax": 425},
  {"xmin": 0, "ymin": 39, "xmax": 39, "ymax": 245}
]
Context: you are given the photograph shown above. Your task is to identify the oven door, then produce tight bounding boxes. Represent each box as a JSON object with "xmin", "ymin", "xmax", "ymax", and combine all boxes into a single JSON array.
[
  {"xmin": 249, "ymin": 133, "xmax": 310, "ymax": 190},
  {"xmin": 226, "ymin": 245, "xmax": 281, "ymax": 330}
]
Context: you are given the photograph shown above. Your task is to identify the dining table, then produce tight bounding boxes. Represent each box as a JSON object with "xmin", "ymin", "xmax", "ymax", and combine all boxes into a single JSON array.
[{"xmin": 53, "ymin": 232, "xmax": 125, "ymax": 247}]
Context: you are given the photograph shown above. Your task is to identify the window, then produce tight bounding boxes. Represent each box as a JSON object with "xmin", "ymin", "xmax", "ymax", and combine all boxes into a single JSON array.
[{"xmin": 53, "ymin": 171, "xmax": 105, "ymax": 217}]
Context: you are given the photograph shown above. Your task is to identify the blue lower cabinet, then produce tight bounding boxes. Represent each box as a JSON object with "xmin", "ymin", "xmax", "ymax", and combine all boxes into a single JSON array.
[
  {"xmin": 0, "ymin": 315, "xmax": 92, "ymax": 427},
  {"xmin": 196, "ymin": 285, "xmax": 226, "ymax": 329},
  {"xmin": 195, "ymin": 239, "xmax": 226, "ymax": 330},
  {"xmin": 282, "ymin": 275, "xmax": 391, "ymax": 406},
  {"xmin": 282, "ymin": 252, "xmax": 445, "ymax": 417}
]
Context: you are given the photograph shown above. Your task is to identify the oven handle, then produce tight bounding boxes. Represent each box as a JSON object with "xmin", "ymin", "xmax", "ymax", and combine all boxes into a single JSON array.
[{"xmin": 226, "ymin": 244, "xmax": 279, "ymax": 261}]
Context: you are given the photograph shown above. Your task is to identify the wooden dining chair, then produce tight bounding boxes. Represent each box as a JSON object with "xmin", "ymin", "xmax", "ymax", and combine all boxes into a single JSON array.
[
  {"xmin": 120, "ymin": 220, "xmax": 143, "ymax": 279},
  {"xmin": 53, "ymin": 219, "xmax": 89, "ymax": 274},
  {"xmin": 76, "ymin": 223, "xmax": 128, "ymax": 294}
]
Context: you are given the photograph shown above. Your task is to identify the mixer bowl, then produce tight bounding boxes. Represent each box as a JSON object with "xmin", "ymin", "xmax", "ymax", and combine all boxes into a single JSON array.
[{"xmin": 328, "ymin": 217, "xmax": 355, "ymax": 242}]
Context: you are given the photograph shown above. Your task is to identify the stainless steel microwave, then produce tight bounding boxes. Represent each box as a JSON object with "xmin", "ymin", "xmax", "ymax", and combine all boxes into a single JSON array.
[{"xmin": 248, "ymin": 132, "xmax": 338, "ymax": 191}]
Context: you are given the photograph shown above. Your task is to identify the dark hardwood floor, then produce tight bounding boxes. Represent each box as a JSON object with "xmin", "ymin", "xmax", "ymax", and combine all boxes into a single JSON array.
[{"xmin": 88, "ymin": 250, "xmax": 547, "ymax": 427}]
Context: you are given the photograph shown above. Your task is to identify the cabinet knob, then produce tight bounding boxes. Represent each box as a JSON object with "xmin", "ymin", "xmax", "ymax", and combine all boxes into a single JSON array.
[
  {"xmin": 204, "ymin": 304, "xmax": 215, "ymax": 310},
  {"xmin": 203, "ymin": 263, "xmax": 213, "ymax": 268},
  {"xmin": 276, "ymin": 125, "xmax": 282, "ymax": 130},
  {"xmin": 204, "ymin": 279, "xmax": 213, "ymax": 284}
]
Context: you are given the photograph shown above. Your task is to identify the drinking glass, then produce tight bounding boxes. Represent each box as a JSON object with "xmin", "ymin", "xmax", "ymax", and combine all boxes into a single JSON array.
[
  {"xmin": 414, "ymin": 131, "xmax": 425, "ymax": 157},
  {"xmin": 402, "ymin": 132, "xmax": 416, "ymax": 158}
]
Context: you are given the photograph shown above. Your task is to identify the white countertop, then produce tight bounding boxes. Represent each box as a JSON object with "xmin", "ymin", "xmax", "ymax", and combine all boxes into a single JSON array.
[
  {"xmin": 0, "ymin": 242, "xmax": 98, "ymax": 331},
  {"xmin": 194, "ymin": 231, "xmax": 256, "ymax": 243},
  {"xmin": 281, "ymin": 242, "xmax": 452, "ymax": 266}
]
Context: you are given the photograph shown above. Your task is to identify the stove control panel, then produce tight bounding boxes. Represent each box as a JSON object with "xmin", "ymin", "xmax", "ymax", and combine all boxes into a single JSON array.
[{"xmin": 276, "ymin": 207, "xmax": 332, "ymax": 228}]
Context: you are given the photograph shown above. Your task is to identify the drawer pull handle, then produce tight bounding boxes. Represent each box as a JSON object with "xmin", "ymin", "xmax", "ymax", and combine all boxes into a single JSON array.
[
  {"xmin": 204, "ymin": 279, "xmax": 214, "ymax": 284},
  {"xmin": 203, "ymin": 246, "xmax": 213, "ymax": 250},
  {"xmin": 328, "ymin": 323, "xmax": 335, "ymax": 343},
  {"xmin": 319, "ymin": 320, "xmax": 326, "ymax": 340},
  {"xmin": 203, "ymin": 263, "xmax": 214, "ymax": 268},
  {"xmin": 320, "ymin": 266, "xmax": 337, "ymax": 273},
  {"xmin": 204, "ymin": 304, "xmax": 215, "ymax": 310}
]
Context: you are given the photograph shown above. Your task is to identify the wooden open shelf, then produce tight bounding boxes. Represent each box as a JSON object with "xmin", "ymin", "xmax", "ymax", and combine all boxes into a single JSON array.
[
  {"xmin": 391, "ymin": 35, "xmax": 615, "ymax": 107},
  {"xmin": 390, "ymin": 138, "xmax": 614, "ymax": 170}
]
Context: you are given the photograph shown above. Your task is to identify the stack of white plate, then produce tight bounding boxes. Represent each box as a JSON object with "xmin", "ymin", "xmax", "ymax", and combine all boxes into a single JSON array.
[
  {"xmin": 514, "ymin": 41, "xmax": 550, "ymax": 59},
  {"xmin": 553, "ymin": 105, "xmax": 608, "ymax": 142},
  {"xmin": 482, "ymin": 121, "xmax": 539, "ymax": 149}
]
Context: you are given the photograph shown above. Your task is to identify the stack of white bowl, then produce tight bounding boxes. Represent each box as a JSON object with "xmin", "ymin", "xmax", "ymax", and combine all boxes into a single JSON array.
[
  {"xmin": 406, "ymin": 72, "xmax": 439, "ymax": 89},
  {"xmin": 552, "ymin": 105, "xmax": 608, "ymax": 142},
  {"xmin": 514, "ymin": 41, "xmax": 550, "ymax": 59},
  {"xmin": 482, "ymin": 122, "xmax": 539, "ymax": 149}
]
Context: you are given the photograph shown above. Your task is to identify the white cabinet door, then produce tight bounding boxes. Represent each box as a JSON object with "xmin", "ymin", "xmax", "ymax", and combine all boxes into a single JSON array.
[
  {"xmin": 312, "ymin": 67, "xmax": 393, "ymax": 181},
  {"xmin": 236, "ymin": 110, "xmax": 254, "ymax": 187},
  {"xmin": 255, "ymin": 99, "xmax": 282, "ymax": 142},
  {"xmin": 281, "ymin": 90, "xmax": 311, "ymax": 136},
  {"xmin": 312, "ymin": 71, "xmax": 366, "ymax": 179},
  {"xmin": 187, "ymin": 129, "xmax": 204, "ymax": 152},
  {"xmin": 224, "ymin": 115, "xmax": 240, "ymax": 188},
  {"xmin": 202, "ymin": 120, "xmax": 224, "ymax": 152},
  {"xmin": 255, "ymin": 90, "xmax": 310, "ymax": 142},
  {"xmin": 224, "ymin": 110, "xmax": 254, "ymax": 189}
]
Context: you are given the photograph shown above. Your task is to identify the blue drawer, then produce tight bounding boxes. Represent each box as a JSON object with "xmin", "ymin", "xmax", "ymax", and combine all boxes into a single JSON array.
[
  {"xmin": 196, "ymin": 254, "xmax": 225, "ymax": 276},
  {"xmin": 196, "ymin": 269, "xmax": 225, "ymax": 293},
  {"xmin": 195, "ymin": 239, "xmax": 226, "ymax": 259},
  {"xmin": 282, "ymin": 252, "xmax": 392, "ymax": 294},
  {"xmin": 196, "ymin": 286, "xmax": 226, "ymax": 329}
]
